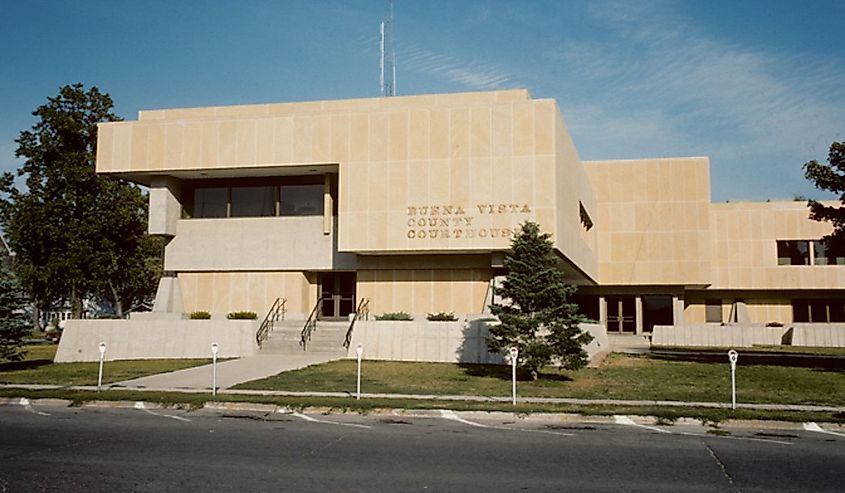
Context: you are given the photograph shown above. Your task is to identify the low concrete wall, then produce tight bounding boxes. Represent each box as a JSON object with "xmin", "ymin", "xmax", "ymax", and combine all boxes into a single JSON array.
[
  {"xmin": 652, "ymin": 324, "xmax": 845, "ymax": 348},
  {"xmin": 791, "ymin": 324, "xmax": 845, "ymax": 347},
  {"xmin": 55, "ymin": 319, "xmax": 259, "ymax": 362},
  {"xmin": 347, "ymin": 320, "xmax": 606, "ymax": 365},
  {"xmin": 582, "ymin": 323, "xmax": 609, "ymax": 357}
]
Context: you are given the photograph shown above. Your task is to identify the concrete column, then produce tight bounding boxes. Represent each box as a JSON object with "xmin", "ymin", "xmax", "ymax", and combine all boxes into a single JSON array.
[
  {"xmin": 153, "ymin": 276, "xmax": 183, "ymax": 313},
  {"xmin": 635, "ymin": 296, "xmax": 643, "ymax": 335},
  {"xmin": 148, "ymin": 176, "xmax": 181, "ymax": 237},
  {"xmin": 323, "ymin": 174, "xmax": 332, "ymax": 235},
  {"xmin": 599, "ymin": 296, "xmax": 607, "ymax": 328},
  {"xmin": 673, "ymin": 295, "xmax": 685, "ymax": 325}
]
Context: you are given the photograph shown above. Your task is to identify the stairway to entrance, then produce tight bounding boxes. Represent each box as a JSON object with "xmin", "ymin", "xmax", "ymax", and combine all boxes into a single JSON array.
[{"xmin": 260, "ymin": 320, "xmax": 349, "ymax": 357}]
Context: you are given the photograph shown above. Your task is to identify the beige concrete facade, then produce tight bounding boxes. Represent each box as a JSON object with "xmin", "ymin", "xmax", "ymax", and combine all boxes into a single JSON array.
[{"xmin": 96, "ymin": 89, "xmax": 844, "ymax": 340}]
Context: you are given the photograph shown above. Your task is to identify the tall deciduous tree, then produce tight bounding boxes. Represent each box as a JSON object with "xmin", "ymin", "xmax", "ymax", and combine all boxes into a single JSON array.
[
  {"xmin": 804, "ymin": 142, "xmax": 845, "ymax": 245},
  {"xmin": 487, "ymin": 221, "xmax": 593, "ymax": 380},
  {"xmin": 0, "ymin": 84, "xmax": 160, "ymax": 321}
]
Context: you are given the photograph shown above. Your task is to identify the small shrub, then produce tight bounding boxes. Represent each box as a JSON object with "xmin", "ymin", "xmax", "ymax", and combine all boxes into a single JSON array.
[
  {"xmin": 375, "ymin": 311, "xmax": 413, "ymax": 321},
  {"xmin": 227, "ymin": 311, "xmax": 258, "ymax": 320},
  {"xmin": 190, "ymin": 311, "xmax": 212, "ymax": 320},
  {"xmin": 766, "ymin": 321, "xmax": 784, "ymax": 327},
  {"xmin": 426, "ymin": 312, "xmax": 457, "ymax": 322}
]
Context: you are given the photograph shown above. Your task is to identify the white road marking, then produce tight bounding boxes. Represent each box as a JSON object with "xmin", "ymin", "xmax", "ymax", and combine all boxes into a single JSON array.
[
  {"xmin": 439, "ymin": 409, "xmax": 491, "ymax": 428},
  {"xmin": 715, "ymin": 435, "xmax": 792, "ymax": 445},
  {"xmin": 394, "ymin": 410, "xmax": 573, "ymax": 436},
  {"xmin": 804, "ymin": 422, "xmax": 845, "ymax": 438},
  {"xmin": 19, "ymin": 398, "xmax": 50, "ymax": 416},
  {"xmin": 286, "ymin": 411, "xmax": 372, "ymax": 429},
  {"xmin": 517, "ymin": 428, "xmax": 575, "ymax": 437},
  {"xmin": 133, "ymin": 402, "xmax": 191, "ymax": 422},
  {"xmin": 614, "ymin": 415, "xmax": 672, "ymax": 434},
  {"xmin": 679, "ymin": 431, "xmax": 791, "ymax": 445}
]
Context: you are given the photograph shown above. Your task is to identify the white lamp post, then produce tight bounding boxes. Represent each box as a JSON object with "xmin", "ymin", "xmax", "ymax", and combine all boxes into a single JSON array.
[
  {"xmin": 211, "ymin": 343, "xmax": 219, "ymax": 396},
  {"xmin": 728, "ymin": 349, "xmax": 738, "ymax": 410},
  {"xmin": 97, "ymin": 343, "xmax": 106, "ymax": 392},
  {"xmin": 509, "ymin": 347, "xmax": 519, "ymax": 406},
  {"xmin": 356, "ymin": 344, "xmax": 364, "ymax": 400}
]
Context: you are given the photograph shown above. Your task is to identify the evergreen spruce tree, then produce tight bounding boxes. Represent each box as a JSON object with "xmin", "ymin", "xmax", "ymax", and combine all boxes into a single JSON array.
[
  {"xmin": 0, "ymin": 265, "xmax": 31, "ymax": 361},
  {"xmin": 487, "ymin": 221, "xmax": 593, "ymax": 380}
]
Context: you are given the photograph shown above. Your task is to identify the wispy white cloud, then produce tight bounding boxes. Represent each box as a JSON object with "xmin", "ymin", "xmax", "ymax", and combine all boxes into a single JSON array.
[
  {"xmin": 545, "ymin": 0, "xmax": 845, "ymax": 198},
  {"xmin": 400, "ymin": 44, "xmax": 518, "ymax": 90}
]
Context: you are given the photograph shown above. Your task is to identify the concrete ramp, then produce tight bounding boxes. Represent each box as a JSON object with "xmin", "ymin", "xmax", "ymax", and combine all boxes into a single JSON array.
[{"xmin": 114, "ymin": 353, "xmax": 344, "ymax": 391}]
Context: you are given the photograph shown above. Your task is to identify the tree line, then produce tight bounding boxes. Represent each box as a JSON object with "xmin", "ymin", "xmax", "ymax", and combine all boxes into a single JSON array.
[{"xmin": 0, "ymin": 84, "xmax": 160, "ymax": 359}]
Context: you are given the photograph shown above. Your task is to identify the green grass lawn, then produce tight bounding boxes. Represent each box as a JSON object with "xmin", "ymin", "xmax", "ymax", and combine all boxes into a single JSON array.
[
  {"xmin": 0, "ymin": 345, "xmax": 214, "ymax": 386},
  {"xmin": 234, "ymin": 353, "xmax": 845, "ymax": 407},
  {"xmin": 653, "ymin": 345, "xmax": 845, "ymax": 356}
]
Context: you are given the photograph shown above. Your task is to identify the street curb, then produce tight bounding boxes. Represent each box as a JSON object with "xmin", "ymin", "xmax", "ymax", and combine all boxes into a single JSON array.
[
  {"xmin": 3, "ymin": 383, "xmax": 844, "ymax": 414},
  {"xmin": 2, "ymin": 397, "xmax": 844, "ymax": 432}
]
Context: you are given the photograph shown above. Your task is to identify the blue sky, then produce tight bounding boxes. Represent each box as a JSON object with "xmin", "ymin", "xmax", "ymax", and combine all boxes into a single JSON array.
[{"xmin": 1, "ymin": 0, "xmax": 843, "ymax": 202}]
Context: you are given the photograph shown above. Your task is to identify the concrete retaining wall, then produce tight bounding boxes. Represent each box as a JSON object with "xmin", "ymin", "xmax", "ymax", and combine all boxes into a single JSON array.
[
  {"xmin": 347, "ymin": 320, "xmax": 606, "ymax": 364},
  {"xmin": 55, "ymin": 319, "xmax": 259, "ymax": 362},
  {"xmin": 652, "ymin": 324, "xmax": 845, "ymax": 348},
  {"xmin": 791, "ymin": 324, "xmax": 845, "ymax": 347}
]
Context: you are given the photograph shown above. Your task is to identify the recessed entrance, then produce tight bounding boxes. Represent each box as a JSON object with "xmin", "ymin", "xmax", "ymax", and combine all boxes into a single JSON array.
[
  {"xmin": 606, "ymin": 296, "xmax": 635, "ymax": 333},
  {"xmin": 642, "ymin": 295, "xmax": 673, "ymax": 333},
  {"xmin": 319, "ymin": 272, "xmax": 356, "ymax": 320}
]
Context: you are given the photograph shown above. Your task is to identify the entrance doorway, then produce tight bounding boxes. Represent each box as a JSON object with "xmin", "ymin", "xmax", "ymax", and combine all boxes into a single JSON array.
[
  {"xmin": 319, "ymin": 272, "xmax": 356, "ymax": 320},
  {"xmin": 642, "ymin": 295, "xmax": 674, "ymax": 333},
  {"xmin": 606, "ymin": 296, "xmax": 635, "ymax": 333}
]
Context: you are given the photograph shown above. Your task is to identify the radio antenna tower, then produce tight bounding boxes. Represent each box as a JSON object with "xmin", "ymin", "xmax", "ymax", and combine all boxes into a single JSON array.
[{"xmin": 380, "ymin": 0, "xmax": 396, "ymax": 96}]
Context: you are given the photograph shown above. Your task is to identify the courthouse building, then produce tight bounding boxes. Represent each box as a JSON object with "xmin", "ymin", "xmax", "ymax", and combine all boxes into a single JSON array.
[{"xmin": 95, "ymin": 89, "xmax": 845, "ymax": 337}]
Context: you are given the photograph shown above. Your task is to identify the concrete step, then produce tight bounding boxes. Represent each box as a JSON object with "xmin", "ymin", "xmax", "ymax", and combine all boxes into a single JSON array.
[
  {"xmin": 260, "ymin": 342, "xmax": 346, "ymax": 356},
  {"xmin": 260, "ymin": 320, "xmax": 348, "ymax": 355}
]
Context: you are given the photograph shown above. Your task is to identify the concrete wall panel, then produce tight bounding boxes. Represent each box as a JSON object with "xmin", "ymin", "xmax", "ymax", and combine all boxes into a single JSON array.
[{"xmin": 55, "ymin": 319, "xmax": 258, "ymax": 362}]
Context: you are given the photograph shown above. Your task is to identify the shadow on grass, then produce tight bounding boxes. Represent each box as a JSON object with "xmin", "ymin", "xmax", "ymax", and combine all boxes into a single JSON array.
[
  {"xmin": 648, "ymin": 351, "xmax": 844, "ymax": 371},
  {"xmin": 458, "ymin": 363, "xmax": 573, "ymax": 382},
  {"xmin": 0, "ymin": 359, "xmax": 53, "ymax": 372}
]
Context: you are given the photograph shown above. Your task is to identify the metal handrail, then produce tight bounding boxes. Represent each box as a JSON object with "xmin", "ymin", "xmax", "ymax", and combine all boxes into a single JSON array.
[
  {"xmin": 300, "ymin": 297, "xmax": 324, "ymax": 350},
  {"xmin": 343, "ymin": 298, "xmax": 370, "ymax": 349},
  {"xmin": 256, "ymin": 297, "xmax": 286, "ymax": 348}
]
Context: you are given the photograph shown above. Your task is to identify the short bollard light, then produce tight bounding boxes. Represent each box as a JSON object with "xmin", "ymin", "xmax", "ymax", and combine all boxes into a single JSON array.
[
  {"xmin": 728, "ymin": 349, "xmax": 738, "ymax": 410},
  {"xmin": 211, "ymin": 343, "xmax": 219, "ymax": 396},
  {"xmin": 355, "ymin": 344, "xmax": 364, "ymax": 400},
  {"xmin": 509, "ymin": 347, "xmax": 519, "ymax": 406},
  {"xmin": 97, "ymin": 342, "xmax": 106, "ymax": 392}
]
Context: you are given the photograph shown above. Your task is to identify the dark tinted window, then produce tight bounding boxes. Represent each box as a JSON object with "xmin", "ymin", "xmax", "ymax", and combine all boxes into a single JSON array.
[
  {"xmin": 231, "ymin": 186, "xmax": 276, "ymax": 217},
  {"xmin": 193, "ymin": 188, "xmax": 228, "ymax": 218},
  {"xmin": 280, "ymin": 184, "xmax": 323, "ymax": 216},
  {"xmin": 777, "ymin": 240, "xmax": 809, "ymax": 265},
  {"xmin": 813, "ymin": 239, "xmax": 845, "ymax": 265}
]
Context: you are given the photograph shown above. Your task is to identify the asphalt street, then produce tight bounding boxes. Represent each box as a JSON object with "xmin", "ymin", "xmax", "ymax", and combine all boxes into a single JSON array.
[{"xmin": 1, "ymin": 404, "xmax": 843, "ymax": 492}]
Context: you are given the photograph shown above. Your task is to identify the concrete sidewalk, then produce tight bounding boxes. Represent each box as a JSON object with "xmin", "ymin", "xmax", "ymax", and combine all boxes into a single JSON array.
[{"xmin": 114, "ymin": 353, "xmax": 344, "ymax": 390}]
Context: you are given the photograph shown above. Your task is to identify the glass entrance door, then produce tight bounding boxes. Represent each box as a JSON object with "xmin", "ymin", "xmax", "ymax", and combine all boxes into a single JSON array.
[
  {"xmin": 606, "ymin": 296, "xmax": 636, "ymax": 333},
  {"xmin": 320, "ymin": 272, "xmax": 356, "ymax": 319}
]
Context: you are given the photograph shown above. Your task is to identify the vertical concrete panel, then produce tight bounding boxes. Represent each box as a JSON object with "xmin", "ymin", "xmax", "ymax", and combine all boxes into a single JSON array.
[
  {"xmin": 408, "ymin": 109, "xmax": 430, "ymax": 160},
  {"xmin": 470, "ymin": 106, "xmax": 491, "ymax": 158},
  {"xmin": 369, "ymin": 112, "xmax": 389, "ymax": 162},
  {"xmin": 349, "ymin": 113, "xmax": 369, "ymax": 162},
  {"xmin": 293, "ymin": 115, "xmax": 313, "ymax": 162},
  {"xmin": 389, "ymin": 111, "xmax": 409, "ymax": 162},
  {"xmin": 491, "ymin": 104, "xmax": 512, "ymax": 157},
  {"xmin": 429, "ymin": 109, "xmax": 449, "ymax": 159}
]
